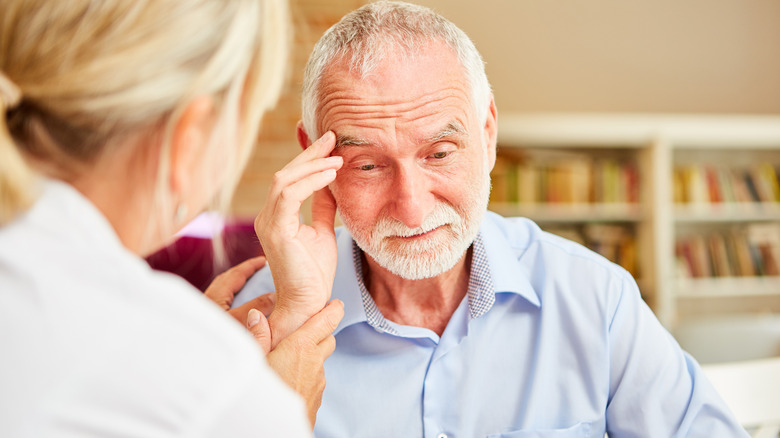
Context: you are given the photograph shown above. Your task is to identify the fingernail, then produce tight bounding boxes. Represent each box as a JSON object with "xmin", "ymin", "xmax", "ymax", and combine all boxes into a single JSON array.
[
  {"xmin": 247, "ymin": 309, "xmax": 260, "ymax": 328},
  {"xmin": 321, "ymin": 131, "xmax": 335, "ymax": 143}
]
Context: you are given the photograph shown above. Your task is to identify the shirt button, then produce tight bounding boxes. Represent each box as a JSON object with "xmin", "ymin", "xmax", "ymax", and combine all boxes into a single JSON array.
[{"xmin": 436, "ymin": 433, "xmax": 448, "ymax": 438}]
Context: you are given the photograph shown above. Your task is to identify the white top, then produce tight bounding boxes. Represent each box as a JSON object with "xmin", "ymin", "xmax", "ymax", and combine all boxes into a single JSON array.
[{"xmin": 0, "ymin": 179, "xmax": 311, "ymax": 437}]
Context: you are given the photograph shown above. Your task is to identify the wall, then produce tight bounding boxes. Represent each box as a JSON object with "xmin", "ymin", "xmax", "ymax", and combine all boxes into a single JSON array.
[{"xmin": 414, "ymin": 0, "xmax": 780, "ymax": 114}]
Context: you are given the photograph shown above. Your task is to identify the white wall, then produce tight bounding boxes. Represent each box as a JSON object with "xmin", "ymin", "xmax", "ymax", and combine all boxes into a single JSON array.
[{"xmin": 413, "ymin": 0, "xmax": 780, "ymax": 114}]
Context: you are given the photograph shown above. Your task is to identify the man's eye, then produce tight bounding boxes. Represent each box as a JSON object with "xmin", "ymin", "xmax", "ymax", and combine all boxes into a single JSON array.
[
  {"xmin": 431, "ymin": 151, "xmax": 450, "ymax": 159},
  {"xmin": 358, "ymin": 164, "xmax": 376, "ymax": 171}
]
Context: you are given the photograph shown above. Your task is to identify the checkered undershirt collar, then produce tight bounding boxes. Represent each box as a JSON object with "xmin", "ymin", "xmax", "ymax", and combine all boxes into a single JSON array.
[{"xmin": 352, "ymin": 233, "xmax": 496, "ymax": 334}]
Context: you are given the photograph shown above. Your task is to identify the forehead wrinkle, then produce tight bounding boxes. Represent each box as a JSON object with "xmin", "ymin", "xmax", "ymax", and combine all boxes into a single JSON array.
[{"xmin": 317, "ymin": 85, "xmax": 471, "ymax": 127}]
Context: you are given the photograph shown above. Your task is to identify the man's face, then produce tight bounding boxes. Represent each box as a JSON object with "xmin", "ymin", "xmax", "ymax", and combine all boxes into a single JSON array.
[{"xmin": 317, "ymin": 42, "xmax": 496, "ymax": 280}]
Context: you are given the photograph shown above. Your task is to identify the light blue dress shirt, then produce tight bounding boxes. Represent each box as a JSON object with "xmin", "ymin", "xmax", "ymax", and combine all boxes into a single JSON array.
[{"xmin": 234, "ymin": 211, "xmax": 747, "ymax": 437}]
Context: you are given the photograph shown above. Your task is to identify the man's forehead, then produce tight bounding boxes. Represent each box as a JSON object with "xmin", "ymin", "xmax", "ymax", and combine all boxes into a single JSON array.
[{"xmin": 315, "ymin": 43, "xmax": 474, "ymax": 143}]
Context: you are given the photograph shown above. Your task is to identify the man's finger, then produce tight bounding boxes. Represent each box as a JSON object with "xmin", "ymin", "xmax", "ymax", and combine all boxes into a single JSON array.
[
  {"xmin": 272, "ymin": 169, "xmax": 339, "ymax": 225},
  {"xmin": 266, "ymin": 132, "xmax": 339, "ymax": 201},
  {"xmin": 285, "ymin": 131, "xmax": 337, "ymax": 167},
  {"xmin": 311, "ymin": 187, "xmax": 338, "ymax": 233},
  {"xmin": 270, "ymin": 157, "xmax": 342, "ymax": 198},
  {"xmin": 247, "ymin": 308, "xmax": 272, "ymax": 354}
]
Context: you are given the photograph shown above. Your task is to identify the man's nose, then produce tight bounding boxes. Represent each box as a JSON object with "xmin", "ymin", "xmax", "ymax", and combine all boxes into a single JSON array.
[{"xmin": 390, "ymin": 164, "xmax": 435, "ymax": 229}]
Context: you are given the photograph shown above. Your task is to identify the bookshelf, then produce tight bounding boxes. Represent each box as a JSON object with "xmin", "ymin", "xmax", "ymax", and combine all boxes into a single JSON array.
[{"xmin": 492, "ymin": 113, "xmax": 780, "ymax": 329}]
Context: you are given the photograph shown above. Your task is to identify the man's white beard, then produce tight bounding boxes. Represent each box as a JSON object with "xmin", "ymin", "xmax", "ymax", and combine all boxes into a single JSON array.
[{"xmin": 342, "ymin": 172, "xmax": 491, "ymax": 280}]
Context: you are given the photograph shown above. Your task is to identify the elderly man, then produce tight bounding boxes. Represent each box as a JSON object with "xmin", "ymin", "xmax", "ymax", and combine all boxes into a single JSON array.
[{"xmin": 235, "ymin": 2, "xmax": 747, "ymax": 436}]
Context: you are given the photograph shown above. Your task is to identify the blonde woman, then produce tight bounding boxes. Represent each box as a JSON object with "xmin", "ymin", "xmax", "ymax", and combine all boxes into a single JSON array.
[{"xmin": 0, "ymin": 0, "xmax": 344, "ymax": 436}]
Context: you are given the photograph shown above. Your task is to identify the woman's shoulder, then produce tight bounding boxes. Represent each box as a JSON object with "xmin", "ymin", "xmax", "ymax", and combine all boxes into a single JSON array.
[{"xmin": 0, "ymin": 251, "xmax": 307, "ymax": 436}]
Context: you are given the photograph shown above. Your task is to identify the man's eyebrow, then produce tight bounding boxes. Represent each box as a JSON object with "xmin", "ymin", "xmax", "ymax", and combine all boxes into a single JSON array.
[
  {"xmin": 426, "ymin": 121, "xmax": 466, "ymax": 143},
  {"xmin": 333, "ymin": 121, "xmax": 466, "ymax": 148},
  {"xmin": 335, "ymin": 135, "xmax": 372, "ymax": 148}
]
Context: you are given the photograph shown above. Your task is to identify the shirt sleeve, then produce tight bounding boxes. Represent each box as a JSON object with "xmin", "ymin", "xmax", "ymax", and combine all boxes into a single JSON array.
[
  {"xmin": 232, "ymin": 266, "xmax": 276, "ymax": 308},
  {"xmin": 605, "ymin": 273, "xmax": 749, "ymax": 437}
]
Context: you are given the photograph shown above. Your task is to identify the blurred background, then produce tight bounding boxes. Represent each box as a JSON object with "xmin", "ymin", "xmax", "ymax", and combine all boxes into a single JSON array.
[{"xmin": 152, "ymin": 0, "xmax": 780, "ymax": 376}]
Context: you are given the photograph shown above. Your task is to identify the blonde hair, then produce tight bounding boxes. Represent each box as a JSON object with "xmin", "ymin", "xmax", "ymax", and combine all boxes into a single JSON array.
[
  {"xmin": 0, "ymin": 0, "xmax": 289, "ymax": 237},
  {"xmin": 301, "ymin": 0, "xmax": 491, "ymax": 139}
]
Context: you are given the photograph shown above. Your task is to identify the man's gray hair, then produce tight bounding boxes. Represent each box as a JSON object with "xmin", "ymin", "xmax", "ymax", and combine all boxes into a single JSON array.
[{"xmin": 301, "ymin": 0, "xmax": 492, "ymax": 138}]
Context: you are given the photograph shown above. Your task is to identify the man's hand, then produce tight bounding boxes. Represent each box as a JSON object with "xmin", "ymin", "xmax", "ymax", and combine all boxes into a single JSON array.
[
  {"xmin": 247, "ymin": 299, "xmax": 344, "ymax": 428},
  {"xmin": 204, "ymin": 256, "xmax": 266, "ymax": 310},
  {"xmin": 254, "ymin": 131, "xmax": 343, "ymax": 347}
]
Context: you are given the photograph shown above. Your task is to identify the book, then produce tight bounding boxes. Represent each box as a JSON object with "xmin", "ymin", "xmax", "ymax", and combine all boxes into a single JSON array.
[
  {"xmin": 675, "ymin": 240, "xmax": 694, "ymax": 278},
  {"xmin": 731, "ymin": 228, "xmax": 758, "ymax": 277},
  {"xmin": 754, "ymin": 163, "xmax": 780, "ymax": 203},
  {"xmin": 705, "ymin": 166, "xmax": 722, "ymax": 203},
  {"xmin": 708, "ymin": 233, "xmax": 733, "ymax": 277},
  {"xmin": 517, "ymin": 162, "xmax": 538, "ymax": 204},
  {"xmin": 673, "ymin": 169, "xmax": 686, "ymax": 203},
  {"xmin": 674, "ymin": 226, "xmax": 780, "ymax": 279},
  {"xmin": 673, "ymin": 163, "xmax": 780, "ymax": 205},
  {"xmin": 684, "ymin": 165, "xmax": 709, "ymax": 204},
  {"xmin": 689, "ymin": 234, "xmax": 712, "ymax": 278},
  {"xmin": 730, "ymin": 168, "xmax": 752, "ymax": 203},
  {"xmin": 716, "ymin": 166, "xmax": 735, "ymax": 203},
  {"xmin": 744, "ymin": 171, "xmax": 762, "ymax": 202},
  {"xmin": 745, "ymin": 223, "xmax": 780, "ymax": 276},
  {"xmin": 763, "ymin": 164, "xmax": 780, "ymax": 202},
  {"xmin": 750, "ymin": 166, "xmax": 774, "ymax": 203},
  {"xmin": 491, "ymin": 151, "xmax": 637, "ymax": 206}
]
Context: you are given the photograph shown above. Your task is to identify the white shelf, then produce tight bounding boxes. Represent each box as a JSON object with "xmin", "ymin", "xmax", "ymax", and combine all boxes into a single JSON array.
[
  {"xmin": 499, "ymin": 113, "xmax": 780, "ymax": 149},
  {"xmin": 674, "ymin": 203, "xmax": 780, "ymax": 223},
  {"xmin": 496, "ymin": 112, "xmax": 780, "ymax": 329},
  {"xmin": 675, "ymin": 277, "xmax": 780, "ymax": 298},
  {"xmin": 489, "ymin": 202, "xmax": 643, "ymax": 223}
]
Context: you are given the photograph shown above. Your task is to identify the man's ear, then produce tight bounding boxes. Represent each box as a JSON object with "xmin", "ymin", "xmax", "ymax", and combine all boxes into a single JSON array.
[
  {"xmin": 296, "ymin": 120, "xmax": 313, "ymax": 151},
  {"xmin": 483, "ymin": 95, "xmax": 498, "ymax": 171},
  {"xmin": 170, "ymin": 96, "xmax": 214, "ymax": 196}
]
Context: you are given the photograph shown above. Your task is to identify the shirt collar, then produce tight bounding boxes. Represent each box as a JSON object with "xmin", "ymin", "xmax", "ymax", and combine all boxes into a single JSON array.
[
  {"xmin": 330, "ymin": 229, "xmax": 371, "ymax": 335},
  {"xmin": 479, "ymin": 211, "xmax": 540, "ymax": 308},
  {"xmin": 330, "ymin": 213, "xmax": 540, "ymax": 336}
]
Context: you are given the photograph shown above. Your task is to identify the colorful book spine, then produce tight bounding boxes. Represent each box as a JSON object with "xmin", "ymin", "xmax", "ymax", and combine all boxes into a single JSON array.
[
  {"xmin": 675, "ymin": 223, "xmax": 780, "ymax": 278},
  {"xmin": 490, "ymin": 154, "xmax": 640, "ymax": 204},
  {"xmin": 673, "ymin": 163, "xmax": 780, "ymax": 204}
]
